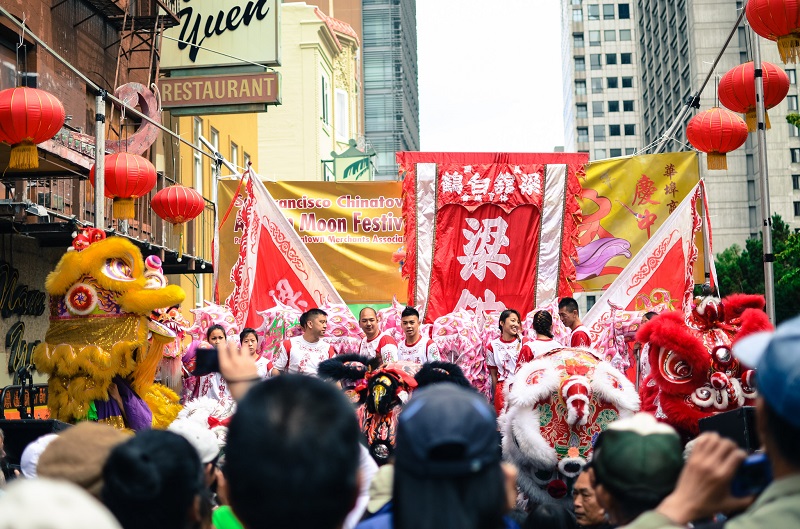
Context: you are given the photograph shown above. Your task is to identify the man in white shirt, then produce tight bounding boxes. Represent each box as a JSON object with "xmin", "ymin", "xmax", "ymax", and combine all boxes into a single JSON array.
[
  {"xmin": 558, "ymin": 297, "xmax": 592, "ymax": 348},
  {"xmin": 358, "ymin": 307, "xmax": 398, "ymax": 365},
  {"xmin": 396, "ymin": 307, "xmax": 440, "ymax": 364},
  {"xmin": 272, "ymin": 308, "xmax": 335, "ymax": 376}
]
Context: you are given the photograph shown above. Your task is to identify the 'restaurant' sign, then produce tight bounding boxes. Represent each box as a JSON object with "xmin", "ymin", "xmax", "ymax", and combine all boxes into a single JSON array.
[
  {"xmin": 159, "ymin": 72, "xmax": 280, "ymax": 109},
  {"xmin": 161, "ymin": 0, "xmax": 280, "ymax": 70}
]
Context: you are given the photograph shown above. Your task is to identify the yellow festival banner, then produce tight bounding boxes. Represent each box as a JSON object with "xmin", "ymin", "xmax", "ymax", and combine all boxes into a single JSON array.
[
  {"xmin": 576, "ymin": 152, "xmax": 701, "ymax": 292},
  {"xmin": 217, "ymin": 180, "xmax": 407, "ymax": 305}
]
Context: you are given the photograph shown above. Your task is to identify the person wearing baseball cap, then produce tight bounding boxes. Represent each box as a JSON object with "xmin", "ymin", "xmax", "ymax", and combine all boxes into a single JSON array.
[
  {"xmin": 357, "ymin": 383, "xmax": 519, "ymax": 529},
  {"xmin": 621, "ymin": 315, "xmax": 800, "ymax": 529},
  {"xmin": 587, "ymin": 413, "xmax": 683, "ymax": 526}
]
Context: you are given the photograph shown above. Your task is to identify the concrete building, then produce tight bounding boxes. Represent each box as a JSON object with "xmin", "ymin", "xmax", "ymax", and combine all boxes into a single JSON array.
[
  {"xmin": 362, "ymin": 0, "xmax": 419, "ymax": 180},
  {"xmin": 637, "ymin": 0, "xmax": 800, "ymax": 251},
  {"xmin": 561, "ymin": 0, "xmax": 644, "ymax": 161},
  {"xmin": 257, "ymin": 3, "xmax": 362, "ymax": 181}
]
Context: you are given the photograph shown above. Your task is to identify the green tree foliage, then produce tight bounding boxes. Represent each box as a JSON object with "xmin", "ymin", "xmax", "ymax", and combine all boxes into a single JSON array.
[{"xmin": 714, "ymin": 214, "xmax": 800, "ymax": 323}]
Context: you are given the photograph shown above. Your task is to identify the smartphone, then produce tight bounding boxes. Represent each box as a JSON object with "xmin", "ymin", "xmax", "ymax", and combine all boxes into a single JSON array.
[
  {"xmin": 730, "ymin": 452, "xmax": 772, "ymax": 498},
  {"xmin": 192, "ymin": 346, "xmax": 220, "ymax": 376}
]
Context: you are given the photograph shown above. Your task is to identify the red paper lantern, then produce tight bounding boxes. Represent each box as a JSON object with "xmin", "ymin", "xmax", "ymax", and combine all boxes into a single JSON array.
[
  {"xmin": 151, "ymin": 185, "xmax": 205, "ymax": 258},
  {"xmin": 686, "ymin": 108, "xmax": 749, "ymax": 170},
  {"xmin": 0, "ymin": 87, "xmax": 65, "ymax": 169},
  {"xmin": 719, "ymin": 61, "xmax": 790, "ymax": 131},
  {"xmin": 747, "ymin": 0, "xmax": 800, "ymax": 63},
  {"xmin": 90, "ymin": 152, "xmax": 157, "ymax": 219}
]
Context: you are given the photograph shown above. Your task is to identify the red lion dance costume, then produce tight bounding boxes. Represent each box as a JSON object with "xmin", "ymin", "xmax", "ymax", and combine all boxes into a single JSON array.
[{"xmin": 636, "ymin": 293, "xmax": 772, "ymax": 438}]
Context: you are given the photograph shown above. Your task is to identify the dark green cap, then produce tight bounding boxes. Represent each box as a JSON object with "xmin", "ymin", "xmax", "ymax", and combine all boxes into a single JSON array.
[{"xmin": 591, "ymin": 413, "xmax": 683, "ymax": 502}]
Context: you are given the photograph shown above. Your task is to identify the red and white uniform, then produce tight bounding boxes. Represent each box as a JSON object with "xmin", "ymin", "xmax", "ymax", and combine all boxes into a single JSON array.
[
  {"xmin": 359, "ymin": 331, "xmax": 399, "ymax": 364},
  {"xmin": 569, "ymin": 325, "xmax": 591, "ymax": 348},
  {"xmin": 273, "ymin": 336, "xmax": 335, "ymax": 376},
  {"xmin": 397, "ymin": 335, "xmax": 441, "ymax": 364},
  {"xmin": 486, "ymin": 337, "xmax": 529, "ymax": 382},
  {"xmin": 515, "ymin": 337, "xmax": 560, "ymax": 371},
  {"xmin": 255, "ymin": 356, "xmax": 271, "ymax": 379}
]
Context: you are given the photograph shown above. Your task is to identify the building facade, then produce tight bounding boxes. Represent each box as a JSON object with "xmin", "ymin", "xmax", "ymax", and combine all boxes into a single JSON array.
[
  {"xmin": 362, "ymin": 0, "xmax": 419, "ymax": 180},
  {"xmin": 257, "ymin": 2, "xmax": 362, "ymax": 181},
  {"xmin": 637, "ymin": 0, "xmax": 800, "ymax": 250},
  {"xmin": 561, "ymin": 0, "xmax": 643, "ymax": 161}
]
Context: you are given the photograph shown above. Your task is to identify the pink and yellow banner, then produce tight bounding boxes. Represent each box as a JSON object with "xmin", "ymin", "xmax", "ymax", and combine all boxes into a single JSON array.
[
  {"xmin": 576, "ymin": 152, "xmax": 701, "ymax": 292},
  {"xmin": 217, "ymin": 180, "xmax": 406, "ymax": 306}
]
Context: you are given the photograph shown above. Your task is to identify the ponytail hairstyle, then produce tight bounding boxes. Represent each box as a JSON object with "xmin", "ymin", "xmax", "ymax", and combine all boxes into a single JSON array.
[{"xmin": 533, "ymin": 310, "xmax": 554, "ymax": 339}]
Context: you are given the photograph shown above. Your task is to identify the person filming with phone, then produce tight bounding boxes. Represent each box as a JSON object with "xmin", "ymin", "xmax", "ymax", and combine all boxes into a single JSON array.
[{"xmin": 621, "ymin": 316, "xmax": 800, "ymax": 529}]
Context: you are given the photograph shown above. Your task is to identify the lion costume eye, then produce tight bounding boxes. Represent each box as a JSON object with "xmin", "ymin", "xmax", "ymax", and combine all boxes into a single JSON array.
[
  {"xmin": 103, "ymin": 257, "xmax": 135, "ymax": 281},
  {"xmin": 659, "ymin": 347, "xmax": 693, "ymax": 383}
]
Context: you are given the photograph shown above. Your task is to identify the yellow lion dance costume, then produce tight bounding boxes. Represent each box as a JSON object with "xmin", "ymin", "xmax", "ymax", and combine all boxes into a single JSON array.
[{"xmin": 33, "ymin": 230, "xmax": 185, "ymax": 430}]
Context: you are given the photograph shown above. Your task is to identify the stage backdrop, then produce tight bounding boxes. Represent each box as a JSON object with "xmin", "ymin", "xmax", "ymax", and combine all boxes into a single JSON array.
[
  {"xmin": 576, "ymin": 152, "xmax": 700, "ymax": 291},
  {"xmin": 217, "ymin": 180, "xmax": 406, "ymax": 306},
  {"xmin": 397, "ymin": 152, "xmax": 587, "ymax": 323}
]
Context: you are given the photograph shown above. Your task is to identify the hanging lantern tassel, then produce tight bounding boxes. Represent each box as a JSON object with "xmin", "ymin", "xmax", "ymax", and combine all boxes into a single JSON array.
[
  {"xmin": 706, "ymin": 152, "xmax": 729, "ymax": 171},
  {"xmin": 777, "ymin": 34, "xmax": 800, "ymax": 64},
  {"xmin": 174, "ymin": 223, "xmax": 184, "ymax": 260},
  {"xmin": 746, "ymin": 1, "xmax": 800, "ymax": 64},
  {"xmin": 719, "ymin": 62, "xmax": 788, "ymax": 133},
  {"xmin": 10, "ymin": 140, "xmax": 39, "ymax": 170},
  {"xmin": 113, "ymin": 198, "xmax": 136, "ymax": 220},
  {"xmin": 745, "ymin": 110, "xmax": 771, "ymax": 132}
]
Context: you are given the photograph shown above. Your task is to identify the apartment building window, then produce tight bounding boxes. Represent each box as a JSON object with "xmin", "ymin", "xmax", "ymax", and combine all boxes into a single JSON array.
[
  {"xmin": 793, "ymin": 174, "xmax": 800, "ymax": 190},
  {"xmin": 788, "ymin": 69, "xmax": 797, "ymax": 84},
  {"xmin": 625, "ymin": 147, "xmax": 636, "ymax": 155},
  {"xmin": 607, "ymin": 77, "xmax": 619, "ymax": 88},
  {"xmin": 594, "ymin": 149, "xmax": 606, "ymax": 159},
  {"xmin": 574, "ymin": 33, "xmax": 585, "ymax": 48},
  {"xmin": 231, "ymin": 142, "xmax": 239, "ymax": 166},
  {"xmin": 603, "ymin": 4, "xmax": 615, "ymax": 19},
  {"xmin": 610, "ymin": 148, "xmax": 622, "ymax": 157},
  {"xmin": 576, "ymin": 103, "xmax": 588, "ymax": 118},
  {"xmin": 578, "ymin": 127, "xmax": 589, "ymax": 142},
  {"xmin": 789, "ymin": 95, "xmax": 798, "ymax": 111},
  {"xmin": 604, "ymin": 30, "xmax": 616, "ymax": 41},
  {"xmin": 575, "ymin": 57, "xmax": 586, "ymax": 71},
  {"xmin": 791, "ymin": 123, "xmax": 800, "ymax": 137},
  {"xmin": 623, "ymin": 99, "xmax": 635, "ymax": 111},
  {"xmin": 335, "ymin": 88, "xmax": 349, "ymax": 141},
  {"xmin": 609, "ymin": 124, "xmax": 621, "ymax": 136},
  {"xmin": 193, "ymin": 118, "xmax": 203, "ymax": 194},
  {"xmin": 792, "ymin": 148, "xmax": 800, "ymax": 163},
  {"xmin": 576, "ymin": 80, "xmax": 587, "ymax": 95},
  {"xmin": 621, "ymin": 53, "xmax": 632, "ymax": 64},
  {"xmin": 244, "ymin": 152, "xmax": 251, "ymax": 169},
  {"xmin": 573, "ymin": 8, "xmax": 583, "ymax": 21},
  {"xmin": 619, "ymin": 29, "xmax": 632, "ymax": 41},
  {"xmin": 594, "ymin": 124, "xmax": 606, "ymax": 140},
  {"xmin": 618, "ymin": 3, "xmax": 630, "ymax": 18},
  {"xmin": 622, "ymin": 77, "xmax": 633, "ymax": 88},
  {"xmin": 587, "ymin": 5, "xmax": 600, "ymax": 20},
  {"xmin": 572, "ymin": 0, "xmax": 582, "ymax": 4},
  {"xmin": 592, "ymin": 77, "xmax": 603, "ymax": 93},
  {"xmin": 590, "ymin": 54, "xmax": 602, "ymax": 69},
  {"xmin": 589, "ymin": 31, "xmax": 601, "ymax": 46},
  {"xmin": 624, "ymin": 124, "xmax": 636, "ymax": 135},
  {"xmin": 606, "ymin": 53, "xmax": 617, "ymax": 65},
  {"xmin": 608, "ymin": 100, "xmax": 620, "ymax": 112},
  {"xmin": 593, "ymin": 101, "xmax": 604, "ymax": 116},
  {"xmin": 321, "ymin": 75, "xmax": 330, "ymax": 126},
  {"xmin": 795, "ymin": 201, "xmax": 800, "ymax": 217}
]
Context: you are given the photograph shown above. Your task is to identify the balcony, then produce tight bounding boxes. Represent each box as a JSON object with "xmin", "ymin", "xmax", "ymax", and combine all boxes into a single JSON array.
[
  {"xmin": 0, "ymin": 141, "xmax": 213, "ymax": 275},
  {"xmin": 78, "ymin": 0, "xmax": 181, "ymax": 30}
]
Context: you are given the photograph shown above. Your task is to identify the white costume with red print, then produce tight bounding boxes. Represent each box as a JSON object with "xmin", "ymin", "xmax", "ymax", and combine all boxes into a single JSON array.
[
  {"xmin": 397, "ymin": 335, "xmax": 441, "ymax": 364},
  {"xmin": 569, "ymin": 325, "xmax": 591, "ymax": 348},
  {"xmin": 486, "ymin": 337, "xmax": 530, "ymax": 381},
  {"xmin": 359, "ymin": 331, "xmax": 399, "ymax": 364},
  {"xmin": 514, "ymin": 337, "xmax": 561, "ymax": 372},
  {"xmin": 273, "ymin": 336, "xmax": 335, "ymax": 376}
]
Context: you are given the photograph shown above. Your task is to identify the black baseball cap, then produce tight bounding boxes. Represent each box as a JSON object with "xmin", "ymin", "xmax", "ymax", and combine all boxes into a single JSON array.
[{"xmin": 394, "ymin": 383, "xmax": 501, "ymax": 478}]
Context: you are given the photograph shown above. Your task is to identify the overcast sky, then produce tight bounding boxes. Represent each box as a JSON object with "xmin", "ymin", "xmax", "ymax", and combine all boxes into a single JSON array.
[{"xmin": 417, "ymin": 0, "xmax": 565, "ymax": 153}]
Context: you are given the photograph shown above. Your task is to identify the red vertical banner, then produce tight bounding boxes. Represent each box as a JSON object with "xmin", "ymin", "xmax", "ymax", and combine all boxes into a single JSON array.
[{"xmin": 398, "ymin": 152, "xmax": 586, "ymax": 323}]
